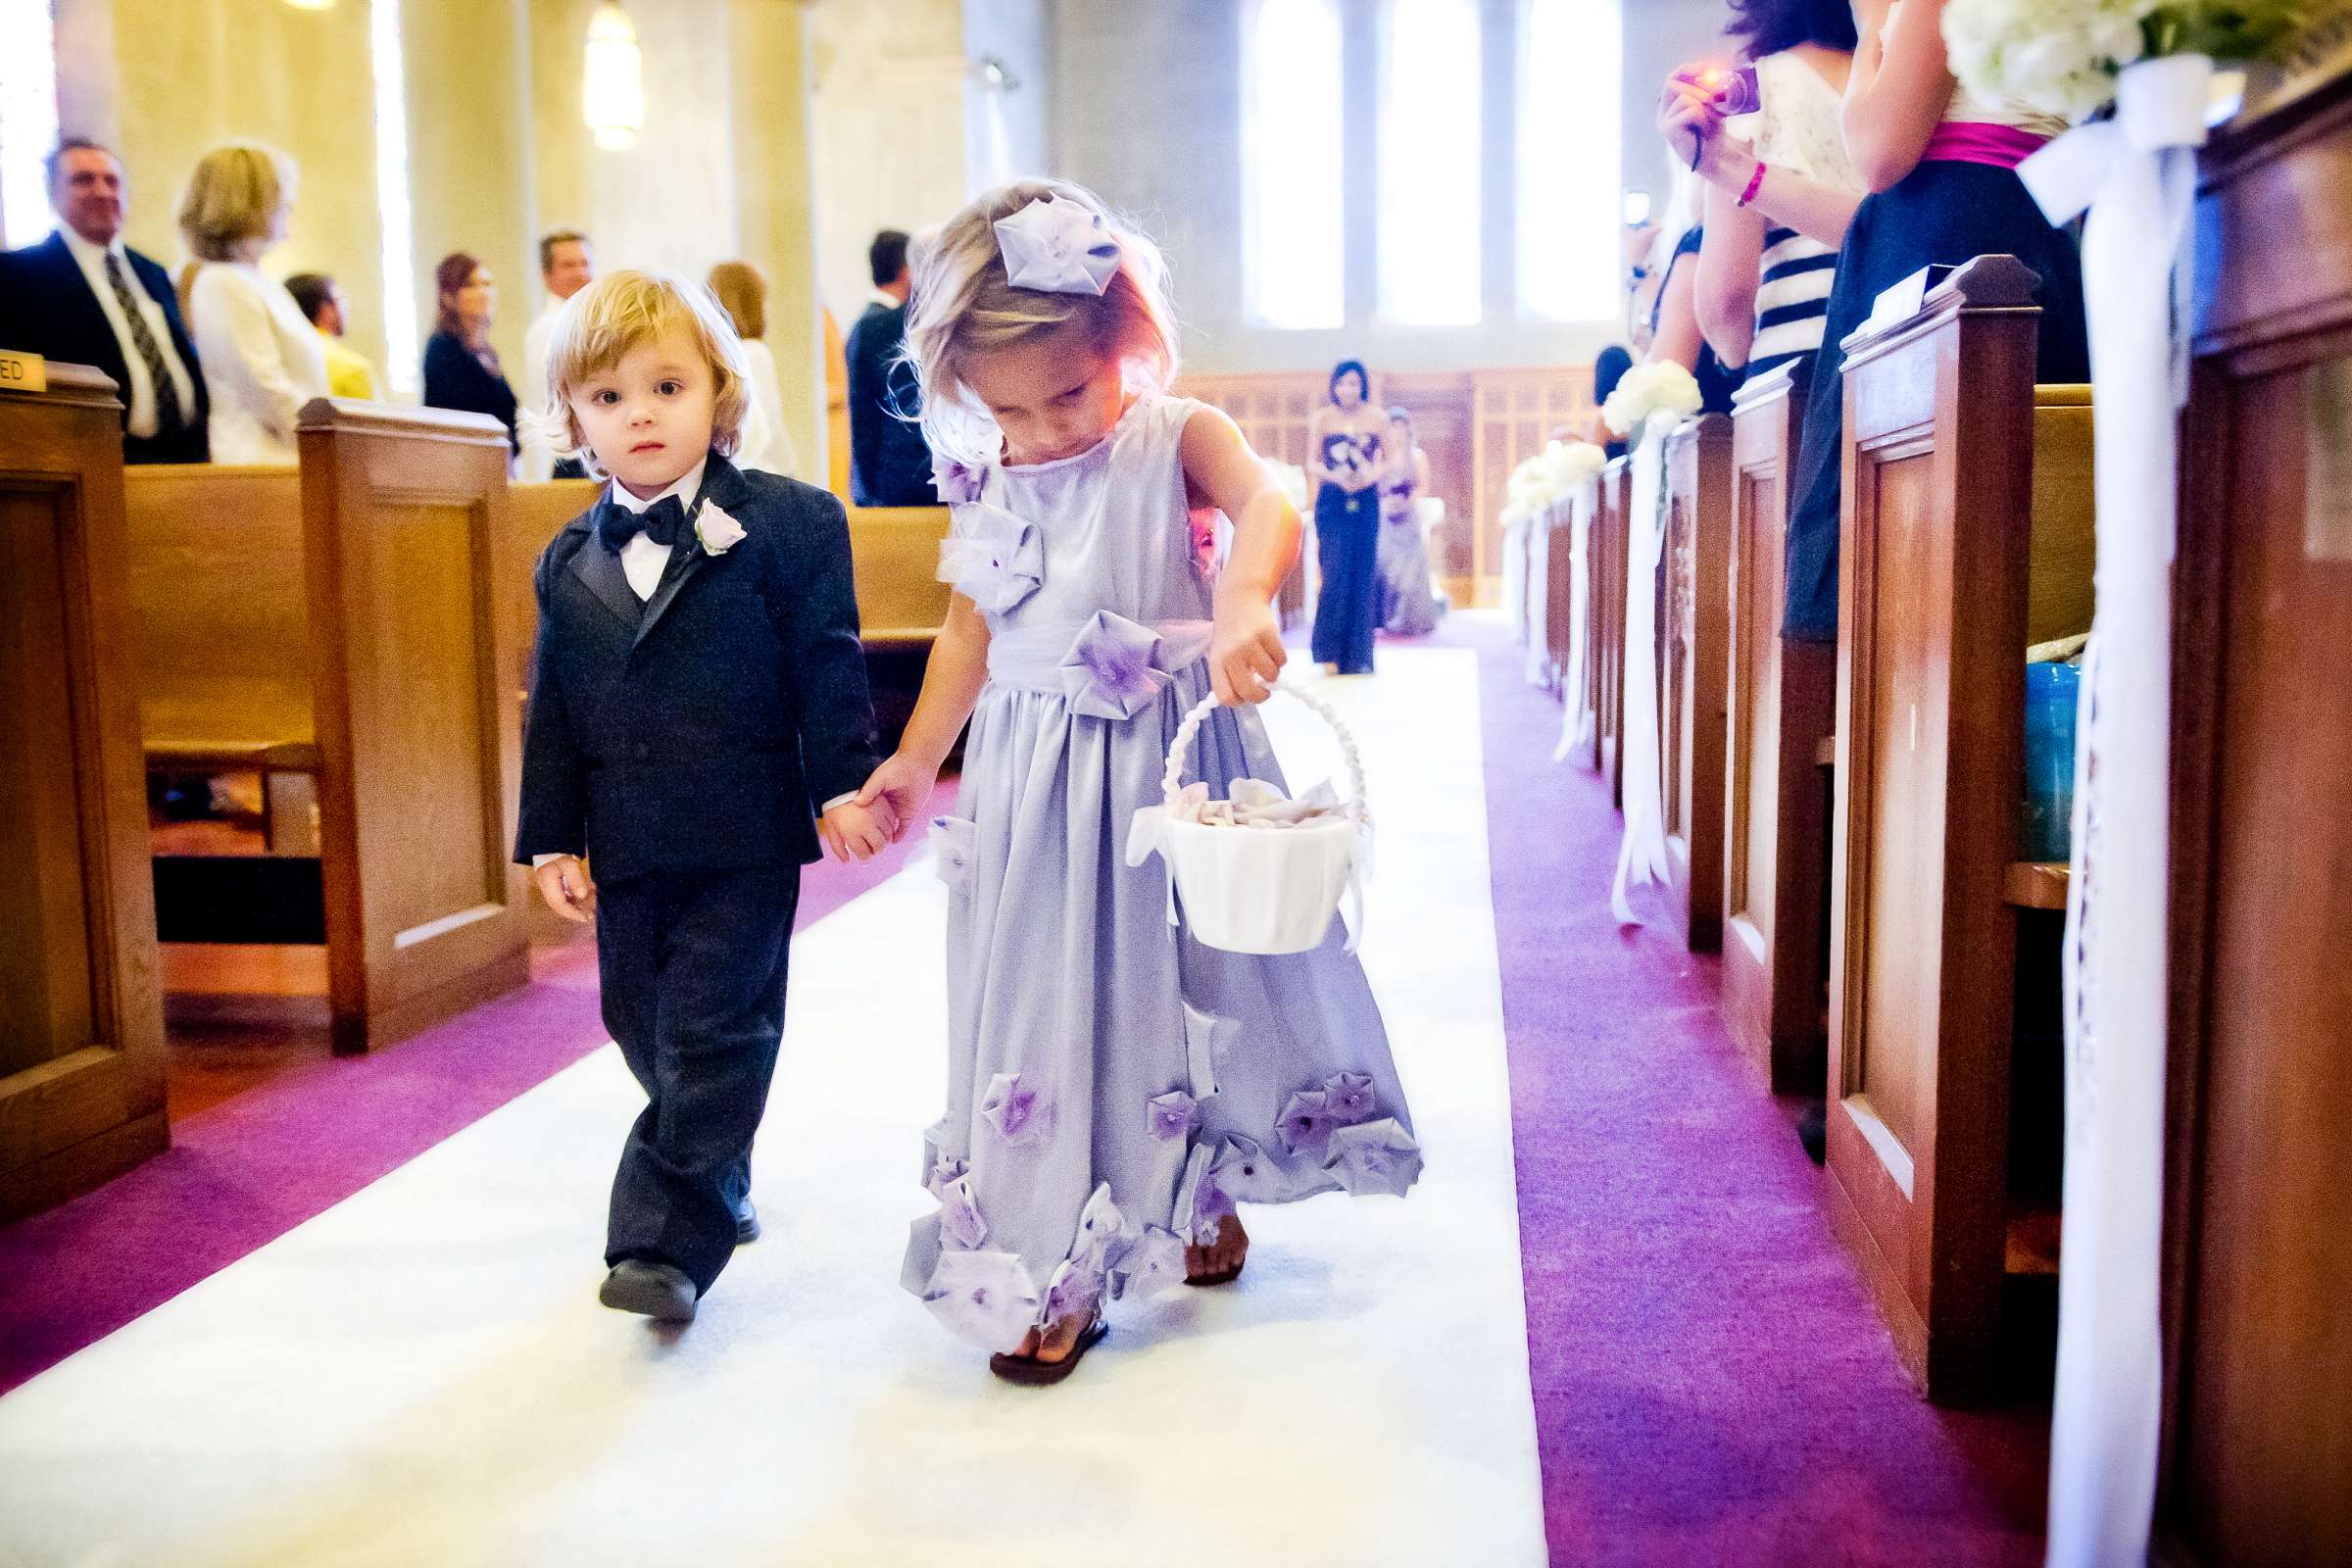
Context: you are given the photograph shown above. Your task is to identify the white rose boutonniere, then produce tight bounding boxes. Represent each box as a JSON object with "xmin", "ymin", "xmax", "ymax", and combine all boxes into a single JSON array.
[{"xmin": 696, "ymin": 500, "xmax": 747, "ymax": 556}]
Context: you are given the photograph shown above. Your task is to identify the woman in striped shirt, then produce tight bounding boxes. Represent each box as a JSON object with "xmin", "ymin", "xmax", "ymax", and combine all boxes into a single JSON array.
[{"xmin": 1657, "ymin": 0, "xmax": 1866, "ymax": 386}]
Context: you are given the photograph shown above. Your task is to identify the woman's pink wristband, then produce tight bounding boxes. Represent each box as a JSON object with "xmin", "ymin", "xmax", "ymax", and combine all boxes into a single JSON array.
[{"xmin": 1736, "ymin": 161, "xmax": 1767, "ymax": 208}]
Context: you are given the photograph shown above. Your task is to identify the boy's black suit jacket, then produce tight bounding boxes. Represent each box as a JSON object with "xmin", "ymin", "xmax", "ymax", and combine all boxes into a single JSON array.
[{"xmin": 514, "ymin": 456, "xmax": 881, "ymax": 883}]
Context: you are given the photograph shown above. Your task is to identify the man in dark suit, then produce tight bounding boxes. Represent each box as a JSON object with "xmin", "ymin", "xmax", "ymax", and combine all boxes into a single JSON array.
[
  {"xmin": 0, "ymin": 138, "xmax": 208, "ymax": 464},
  {"xmin": 844, "ymin": 228, "xmax": 940, "ymax": 507}
]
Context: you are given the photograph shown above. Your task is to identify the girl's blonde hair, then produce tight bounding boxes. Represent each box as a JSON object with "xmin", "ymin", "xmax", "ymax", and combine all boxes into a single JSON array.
[
  {"xmin": 904, "ymin": 178, "xmax": 1178, "ymax": 464},
  {"xmin": 706, "ymin": 260, "xmax": 767, "ymax": 341},
  {"xmin": 177, "ymin": 142, "xmax": 296, "ymax": 263},
  {"xmin": 541, "ymin": 269, "xmax": 751, "ymax": 479}
]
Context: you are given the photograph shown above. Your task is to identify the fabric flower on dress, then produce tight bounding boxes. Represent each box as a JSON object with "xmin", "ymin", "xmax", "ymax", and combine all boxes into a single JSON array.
[
  {"xmin": 1109, "ymin": 1227, "xmax": 1190, "ymax": 1299},
  {"xmin": 1182, "ymin": 1002, "xmax": 1240, "ymax": 1099},
  {"xmin": 1274, "ymin": 1089, "xmax": 1342, "ymax": 1161},
  {"xmin": 937, "ymin": 1173, "xmax": 989, "ymax": 1250},
  {"xmin": 1322, "ymin": 1071, "xmax": 1378, "ymax": 1125},
  {"xmin": 921, "ymin": 1250, "xmax": 1043, "ymax": 1353},
  {"xmin": 1323, "ymin": 1117, "xmax": 1425, "ymax": 1199},
  {"xmin": 928, "ymin": 815, "xmax": 977, "ymax": 895},
  {"xmin": 1172, "ymin": 1144, "xmax": 1233, "ymax": 1245},
  {"xmin": 932, "ymin": 451, "xmax": 987, "ymax": 505},
  {"xmin": 920, "ymin": 1117, "xmax": 953, "ymax": 1190},
  {"xmin": 1147, "ymin": 1089, "xmax": 1200, "ymax": 1142},
  {"xmin": 1059, "ymin": 610, "xmax": 1175, "ymax": 721},
  {"xmin": 1209, "ymin": 1135, "xmax": 1287, "ymax": 1202},
  {"xmin": 1044, "ymin": 1256, "xmax": 1105, "ymax": 1326},
  {"xmin": 994, "ymin": 194, "xmax": 1122, "ymax": 296},
  {"xmin": 980, "ymin": 1071, "xmax": 1052, "ymax": 1147},
  {"xmin": 936, "ymin": 502, "xmax": 1045, "ymax": 615},
  {"xmin": 924, "ymin": 1153, "xmax": 967, "ymax": 1200},
  {"xmin": 1069, "ymin": 1182, "xmax": 1130, "ymax": 1272}
]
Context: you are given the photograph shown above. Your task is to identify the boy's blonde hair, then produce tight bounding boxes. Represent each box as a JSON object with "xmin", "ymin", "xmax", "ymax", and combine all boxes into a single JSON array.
[
  {"xmin": 541, "ymin": 269, "xmax": 750, "ymax": 478},
  {"xmin": 905, "ymin": 178, "xmax": 1178, "ymax": 465},
  {"xmin": 177, "ymin": 142, "xmax": 296, "ymax": 263}
]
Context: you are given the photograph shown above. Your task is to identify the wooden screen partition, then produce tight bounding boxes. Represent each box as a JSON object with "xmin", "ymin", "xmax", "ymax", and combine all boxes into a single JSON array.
[
  {"xmin": 1663, "ymin": 415, "xmax": 1736, "ymax": 951},
  {"xmin": 0, "ymin": 365, "xmax": 170, "ymax": 1221},
  {"xmin": 1823, "ymin": 256, "xmax": 2083, "ymax": 1398},
  {"xmin": 296, "ymin": 399, "xmax": 530, "ymax": 1054},
  {"xmin": 1722, "ymin": 363, "xmax": 1835, "ymax": 1088},
  {"xmin": 2158, "ymin": 72, "xmax": 2352, "ymax": 1567},
  {"xmin": 1182, "ymin": 366, "xmax": 1592, "ymax": 610}
]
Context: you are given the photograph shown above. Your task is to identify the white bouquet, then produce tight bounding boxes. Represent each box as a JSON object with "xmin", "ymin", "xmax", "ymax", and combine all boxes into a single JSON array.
[
  {"xmin": 1601, "ymin": 362, "xmax": 1703, "ymax": 438},
  {"xmin": 1942, "ymin": 0, "xmax": 2303, "ymax": 122},
  {"xmin": 1544, "ymin": 440, "xmax": 1609, "ymax": 490}
]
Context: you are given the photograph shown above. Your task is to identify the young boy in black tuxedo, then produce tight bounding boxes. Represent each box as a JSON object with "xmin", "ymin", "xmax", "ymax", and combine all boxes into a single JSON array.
[{"xmin": 514, "ymin": 270, "xmax": 893, "ymax": 1324}]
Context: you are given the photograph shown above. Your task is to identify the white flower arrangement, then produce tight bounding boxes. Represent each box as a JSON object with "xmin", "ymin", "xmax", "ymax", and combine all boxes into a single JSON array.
[
  {"xmin": 1601, "ymin": 362, "xmax": 1704, "ymax": 438},
  {"xmin": 1544, "ymin": 440, "xmax": 1609, "ymax": 490},
  {"xmin": 1942, "ymin": 0, "xmax": 2302, "ymax": 122}
]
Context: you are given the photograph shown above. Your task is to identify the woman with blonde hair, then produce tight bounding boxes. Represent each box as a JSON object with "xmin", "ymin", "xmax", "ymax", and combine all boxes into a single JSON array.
[
  {"xmin": 706, "ymin": 260, "xmax": 799, "ymax": 478},
  {"xmin": 179, "ymin": 141, "xmax": 326, "ymax": 465}
]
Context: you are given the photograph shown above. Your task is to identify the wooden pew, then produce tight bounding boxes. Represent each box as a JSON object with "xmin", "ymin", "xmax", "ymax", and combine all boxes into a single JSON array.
[
  {"xmin": 1662, "ymin": 414, "xmax": 1735, "ymax": 951},
  {"xmin": 2158, "ymin": 73, "xmax": 2352, "ymax": 1565},
  {"xmin": 124, "ymin": 401, "xmax": 534, "ymax": 1053},
  {"xmin": 848, "ymin": 506, "xmax": 953, "ymax": 646},
  {"xmin": 1590, "ymin": 456, "xmax": 1631, "ymax": 805},
  {"xmin": 1542, "ymin": 494, "xmax": 1576, "ymax": 693},
  {"xmin": 1722, "ymin": 363, "xmax": 1837, "ymax": 1088},
  {"xmin": 1822, "ymin": 256, "xmax": 2095, "ymax": 1398},
  {"xmin": 0, "ymin": 363, "xmax": 170, "ymax": 1221}
]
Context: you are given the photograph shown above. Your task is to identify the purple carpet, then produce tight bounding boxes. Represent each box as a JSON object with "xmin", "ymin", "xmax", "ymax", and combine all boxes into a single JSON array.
[
  {"xmin": 0, "ymin": 792, "xmax": 953, "ymax": 1397},
  {"xmin": 1463, "ymin": 615, "xmax": 2046, "ymax": 1565}
]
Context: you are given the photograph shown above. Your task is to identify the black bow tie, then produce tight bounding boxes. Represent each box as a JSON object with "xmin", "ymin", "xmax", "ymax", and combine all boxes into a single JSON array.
[{"xmin": 597, "ymin": 493, "xmax": 689, "ymax": 553}]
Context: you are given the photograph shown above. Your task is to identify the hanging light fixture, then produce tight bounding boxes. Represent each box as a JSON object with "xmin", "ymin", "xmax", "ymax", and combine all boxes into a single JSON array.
[{"xmin": 584, "ymin": 3, "xmax": 644, "ymax": 152}]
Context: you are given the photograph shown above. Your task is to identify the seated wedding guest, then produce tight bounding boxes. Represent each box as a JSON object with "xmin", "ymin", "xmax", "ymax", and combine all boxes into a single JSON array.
[
  {"xmin": 0, "ymin": 137, "xmax": 208, "ymax": 463},
  {"xmin": 1663, "ymin": 0, "xmax": 2086, "ymax": 647},
  {"xmin": 1648, "ymin": 220, "xmax": 1742, "ymax": 416},
  {"xmin": 518, "ymin": 228, "xmax": 593, "ymax": 479},
  {"xmin": 845, "ymin": 227, "xmax": 938, "ymax": 506},
  {"xmin": 1659, "ymin": 0, "xmax": 1863, "ymax": 386},
  {"xmin": 180, "ymin": 142, "xmax": 327, "ymax": 466},
  {"xmin": 1590, "ymin": 345, "xmax": 1635, "ymax": 458},
  {"xmin": 284, "ymin": 271, "xmax": 378, "ymax": 399},
  {"xmin": 708, "ymin": 260, "xmax": 801, "ymax": 478},
  {"xmin": 422, "ymin": 252, "xmax": 519, "ymax": 459}
]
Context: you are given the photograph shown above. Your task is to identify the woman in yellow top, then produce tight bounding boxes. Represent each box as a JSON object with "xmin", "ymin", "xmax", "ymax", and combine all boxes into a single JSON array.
[{"xmin": 284, "ymin": 272, "xmax": 378, "ymax": 400}]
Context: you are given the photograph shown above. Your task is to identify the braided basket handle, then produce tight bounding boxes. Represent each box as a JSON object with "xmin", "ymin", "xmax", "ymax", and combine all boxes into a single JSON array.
[{"xmin": 1161, "ymin": 679, "xmax": 1367, "ymax": 822}]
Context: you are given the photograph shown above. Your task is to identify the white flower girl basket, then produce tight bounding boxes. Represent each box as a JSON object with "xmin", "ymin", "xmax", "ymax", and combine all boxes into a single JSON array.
[{"xmin": 1127, "ymin": 681, "xmax": 1370, "ymax": 956}]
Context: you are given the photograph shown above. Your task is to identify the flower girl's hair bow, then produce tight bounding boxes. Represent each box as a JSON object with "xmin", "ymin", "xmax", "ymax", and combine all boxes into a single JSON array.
[{"xmin": 993, "ymin": 195, "xmax": 1122, "ymax": 296}]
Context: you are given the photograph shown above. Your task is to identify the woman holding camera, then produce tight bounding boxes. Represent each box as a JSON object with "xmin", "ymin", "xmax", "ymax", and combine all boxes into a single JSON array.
[{"xmin": 1657, "ymin": 0, "xmax": 1866, "ymax": 388}]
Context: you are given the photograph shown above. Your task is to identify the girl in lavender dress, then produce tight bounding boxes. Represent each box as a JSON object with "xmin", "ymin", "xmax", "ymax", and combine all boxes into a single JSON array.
[{"xmin": 857, "ymin": 180, "xmax": 1422, "ymax": 1385}]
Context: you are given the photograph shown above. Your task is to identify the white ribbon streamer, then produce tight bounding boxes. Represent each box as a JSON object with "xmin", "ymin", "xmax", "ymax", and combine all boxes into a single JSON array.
[
  {"xmin": 1501, "ymin": 514, "xmax": 1531, "ymax": 646},
  {"xmin": 2018, "ymin": 53, "xmax": 2211, "ymax": 1568},
  {"xmin": 1611, "ymin": 415, "xmax": 1675, "ymax": 924},
  {"xmin": 1525, "ymin": 512, "xmax": 1554, "ymax": 686},
  {"xmin": 1554, "ymin": 479, "xmax": 1597, "ymax": 762}
]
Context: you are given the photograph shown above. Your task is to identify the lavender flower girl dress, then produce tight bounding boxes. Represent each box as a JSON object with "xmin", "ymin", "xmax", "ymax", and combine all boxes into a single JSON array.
[{"xmin": 903, "ymin": 393, "xmax": 1423, "ymax": 1354}]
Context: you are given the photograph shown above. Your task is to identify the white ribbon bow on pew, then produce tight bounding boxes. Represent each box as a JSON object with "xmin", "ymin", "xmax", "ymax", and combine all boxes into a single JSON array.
[{"xmin": 2016, "ymin": 54, "xmax": 2213, "ymax": 1568}]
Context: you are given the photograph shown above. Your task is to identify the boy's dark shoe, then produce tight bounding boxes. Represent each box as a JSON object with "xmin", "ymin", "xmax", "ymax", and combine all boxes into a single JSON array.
[
  {"xmin": 735, "ymin": 1200, "xmax": 760, "ymax": 1246},
  {"xmin": 600, "ymin": 1259, "xmax": 697, "ymax": 1322}
]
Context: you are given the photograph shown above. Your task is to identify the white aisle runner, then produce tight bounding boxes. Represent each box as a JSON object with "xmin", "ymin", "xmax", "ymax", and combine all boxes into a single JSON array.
[{"xmin": 0, "ymin": 649, "xmax": 1542, "ymax": 1568}]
